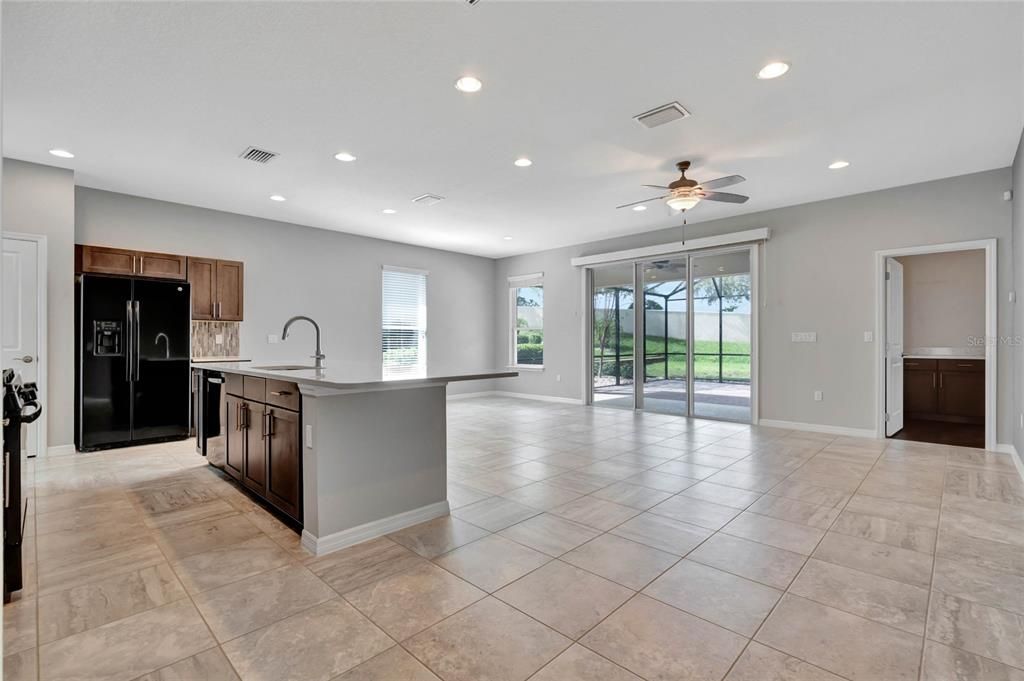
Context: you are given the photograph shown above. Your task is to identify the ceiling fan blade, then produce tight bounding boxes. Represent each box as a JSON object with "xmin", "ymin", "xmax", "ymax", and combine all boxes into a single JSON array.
[
  {"xmin": 698, "ymin": 175, "xmax": 745, "ymax": 190},
  {"xmin": 641, "ymin": 184, "xmax": 670, "ymax": 190},
  {"xmin": 616, "ymin": 195, "xmax": 667, "ymax": 209},
  {"xmin": 700, "ymin": 191, "xmax": 749, "ymax": 204}
]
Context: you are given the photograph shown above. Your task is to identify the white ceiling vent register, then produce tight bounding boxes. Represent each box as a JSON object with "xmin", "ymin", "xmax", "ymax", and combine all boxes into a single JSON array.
[
  {"xmin": 411, "ymin": 193, "xmax": 446, "ymax": 206},
  {"xmin": 634, "ymin": 102, "xmax": 691, "ymax": 129},
  {"xmin": 238, "ymin": 146, "xmax": 279, "ymax": 164}
]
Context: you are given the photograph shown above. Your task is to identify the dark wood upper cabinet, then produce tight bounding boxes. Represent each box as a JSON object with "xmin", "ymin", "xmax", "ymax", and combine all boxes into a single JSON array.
[
  {"xmin": 188, "ymin": 257, "xmax": 244, "ymax": 321},
  {"xmin": 136, "ymin": 251, "xmax": 187, "ymax": 280},
  {"xmin": 77, "ymin": 245, "xmax": 187, "ymax": 281}
]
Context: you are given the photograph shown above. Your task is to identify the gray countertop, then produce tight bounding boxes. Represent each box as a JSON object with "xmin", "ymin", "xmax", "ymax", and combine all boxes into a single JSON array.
[{"xmin": 196, "ymin": 361, "xmax": 517, "ymax": 392}]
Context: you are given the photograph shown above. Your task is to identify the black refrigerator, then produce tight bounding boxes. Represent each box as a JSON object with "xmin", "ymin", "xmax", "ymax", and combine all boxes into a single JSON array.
[{"xmin": 75, "ymin": 274, "xmax": 192, "ymax": 451}]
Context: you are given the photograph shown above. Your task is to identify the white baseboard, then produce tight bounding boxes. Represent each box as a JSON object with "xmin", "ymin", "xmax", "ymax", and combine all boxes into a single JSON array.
[
  {"xmin": 301, "ymin": 499, "xmax": 450, "ymax": 557},
  {"xmin": 46, "ymin": 444, "xmax": 76, "ymax": 457},
  {"xmin": 446, "ymin": 389, "xmax": 583, "ymax": 405},
  {"xmin": 757, "ymin": 419, "xmax": 878, "ymax": 439},
  {"xmin": 995, "ymin": 444, "xmax": 1024, "ymax": 483}
]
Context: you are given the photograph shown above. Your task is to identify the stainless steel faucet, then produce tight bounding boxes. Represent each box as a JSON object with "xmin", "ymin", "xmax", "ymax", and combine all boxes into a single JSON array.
[{"xmin": 281, "ymin": 316, "xmax": 326, "ymax": 370}]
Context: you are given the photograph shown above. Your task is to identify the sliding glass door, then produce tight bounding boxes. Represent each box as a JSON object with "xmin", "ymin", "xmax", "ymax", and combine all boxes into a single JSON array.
[{"xmin": 588, "ymin": 246, "xmax": 754, "ymax": 423}]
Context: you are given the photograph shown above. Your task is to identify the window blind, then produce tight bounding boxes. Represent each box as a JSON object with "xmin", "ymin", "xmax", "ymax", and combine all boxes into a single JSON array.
[{"xmin": 382, "ymin": 267, "xmax": 427, "ymax": 379}]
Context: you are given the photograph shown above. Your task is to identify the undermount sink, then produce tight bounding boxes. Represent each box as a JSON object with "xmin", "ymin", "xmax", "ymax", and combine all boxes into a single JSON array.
[{"xmin": 252, "ymin": 364, "xmax": 316, "ymax": 371}]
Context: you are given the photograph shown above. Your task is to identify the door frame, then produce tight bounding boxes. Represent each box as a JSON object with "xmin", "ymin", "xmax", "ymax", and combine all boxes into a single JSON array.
[
  {"xmin": 3, "ymin": 231, "xmax": 48, "ymax": 458},
  {"xmin": 581, "ymin": 242, "xmax": 760, "ymax": 424},
  {"xmin": 874, "ymin": 238, "xmax": 996, "ymax": 450}
]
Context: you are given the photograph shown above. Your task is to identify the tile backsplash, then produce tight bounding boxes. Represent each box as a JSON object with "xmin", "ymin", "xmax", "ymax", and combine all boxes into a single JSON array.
[{"xmin": 192, "ymin": 321, "xmax": 240, "ymax": 358}]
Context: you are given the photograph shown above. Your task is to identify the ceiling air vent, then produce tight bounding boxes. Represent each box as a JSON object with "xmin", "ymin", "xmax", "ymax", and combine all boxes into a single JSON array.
[
  {"xmin": 411, "ymin": 193, "xmax": 446, "ymax": 206},
  {"xmin": 633, "ymin": 102, "xmax": 691, "ymax": 129},
  {"xmin": 238, "ymin": 146, "xmax": 279, "ymax": 164}
]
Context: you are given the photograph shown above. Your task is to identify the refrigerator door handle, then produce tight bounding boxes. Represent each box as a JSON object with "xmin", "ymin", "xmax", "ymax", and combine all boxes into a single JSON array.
[
  {"xmin": 134, "ymin": 301, "xmax": 141, "ymax": 381},
  {"xmin": 125, "ymin": 300, "xmax": 134, "ymax": 382}
]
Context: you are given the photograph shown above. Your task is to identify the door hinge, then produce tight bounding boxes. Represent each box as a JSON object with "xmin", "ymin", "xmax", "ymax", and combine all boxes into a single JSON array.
[
  {"xmin": 884, "ymin": 413, "xmax": 890, "ymax": 422},
  {"xmin": 885, "ymin": 272, "xmax": 891, "ymax": 281}
]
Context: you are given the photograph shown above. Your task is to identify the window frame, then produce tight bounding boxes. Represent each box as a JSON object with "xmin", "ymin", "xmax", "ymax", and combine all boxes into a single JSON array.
[
  {"xmin": 508, "ymin": 273, "xmax": 544, "ymax": 370},
  {"xmin": 381, "ymin": 265, "xmax": 428, "ymax": 380}
]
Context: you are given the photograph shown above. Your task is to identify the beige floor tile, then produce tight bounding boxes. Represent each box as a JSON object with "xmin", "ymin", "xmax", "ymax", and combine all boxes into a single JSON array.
[
  {"xmin": 461, "ymin": 470, "xmax": 536, "ymax": 494},
  {"xmin": 927, "ymin": 592, "xmax": 1024, "ymax": 669},
  {"xmin": 496, "ymin": 560, "xmax": 632, "ymax": 639},
  {"xmin": 143, "ymin": 498, "xmax": 239, "ymax": 530},
  {"xmin": 940, "ymin": 507, "xmax": 1024, "ymax": 548},
  {"xmin": 933, "ymin": 556, "xmax": 1024, "ymax": 614},
  {"xmin": 723, "ymin": 512, "xmax": 825, "ymax": 555},
  {"xmin": 154, "ymin": 514, "xmax": 261, "ymax": 561},
  {"xmin": 591, "ymin": 481, "xmax": 673, "ymax": 510},
  {"xmin": 222, "ymin": 599, "xmax": 393, "ymax": 681},
  {"xmin": 434, "ymin": 534, "xmax": 550, "ymax": 591},
  {"xmin": 936, "ymin": 526, "xmax": 1024, "ymax": 577},
  {"xmin": 550, "ymin": 496, "xmax": 640, "ymax": 531},
  {"xmin": 647, "ymin": 494, "xmax": 740, "ymax": 530},
  {"xmin": 921, "ymin": 640, "xmax": 1024, "ymax": 681},
  {"xmin": 623, "ymin": 470, "xmax": 698, "ymax": 493},
  {"xmin": 756, "ymin": 594, "xmax": 922, "ymax": 681},
  {"xmin": 944, "ymin": 468, "xmax": 1024, "ymax": 506},
  {"xmin": 680, "ymin": 481, "xmax": 762, "ymax": 509},
  {"xmin": 498, "ymin": 513, "xmax": 601, "ymax": 556},
  {"xmin": 192, "ymin": 564, "xmax": 336, "ymax": 642},
  {"xmin": 562, "ymin": 534, "xmax": 677, "ymax": 589},
  {"xmin": 335, "ymin": 646, "xmax": 441, "ymax": 680},
  {"xmin": 767, "ymin": 481, "xmax": 851, "ymax": 507},
  {"xmin": 816, "ymin": 528, "xmax": 932, "ymax": 583},
  {"xmin": 856, "ymin": 477, "xmax": 941, "ymax": 509},
  {"xmin": 789, "ymin": 558, "xmax": 929, "ymax": 634},
  {"xmin": 746, "ymin": 495, "xmax": 840, "ymax": 529},
  {"xmin": 446, "ymin": 482, "xmax": 491, "ymax": 510},
  {"xmin": 39, "ymin": 599, "xmax": 216, "ymax": 681},
  {"xmin": 36, "ymin": 522, "xmax": 152, "ymax": 569},
  {"xmin": 831, "ymin": 510, "xmax": 937, "ymax": 553},
  {"xmin": 36, "ymin": 540, "xmax": 167, "ymax": 597},
  {"xmin": 34, "ymin": 499, "xmax": 135, "ymax": 536},
  {"xmin": 136, "ymin": 647, "xmax": 240, "ymax": 681},
  {"xmin": 581, "ymin": 594, "xmax": 746, "ymax": 681},
  {"xmin": 450, "ymin": 496, "xmax": 539, "ymax": 532},
  {"xmin": 305, "ymin": 537, "xmax": 425, "ymax": 595},
  {"xmin": 171, "ymin": 535, "xmax": 295, "ymax": 594},
  {"xmin": 643, "ymin": 559, "xmax": 781, "ymax": 636},
  {"xmin": 725, "ymin": 641, "xmax": 845, "ymax": 681},
  {"xmin": 387, "ymin": 516, "xmax": 490, "ymax": 559},
  {"xmin": 499, "ymin": 460, "xmax": 571, "ymax": 482},
  {"xmin": 500, "ymin": 482, "xmax": 582, "ymax": 510},
  {"xmin": 531, "ymin": 644, "xmax": 642, "ymax": 681},
  {"xmin": 653, "ymin": 460, "xmax": 721, "ymax": 479},
  {"xmin": 547, "ymin": 470, "xmax": 619, "ymax": 495},
  {"xmin": 610, "ymin": 512, "xmax": 712, "ymax": 555},
  {"xmin": 845, "ymin": 494, "xmax": 939, "ymax": 528},
  {"xmin": 3, "ymin": 648, "xmax": 37, "ymax": 681},
  {"xmin": 38, "ymin": 563, "xmax": 186, "ymax": 644},
  {"xmin": 343, "ymin": 561, "xmax": 484, "ymax": 641},
  {"xmin": 130, "ymin": 482, "xmax": 224, "ymax": 515},
  {"xmin": 3, "ymin": 598, "xmax": 37, "ymax": 656},
  {"xmin": 687, "ymin": 533, "xmax": 805, "ymax": 589},
  {"xmin": 406, "ymin": 597, "xmax": 570, "ymax": 681}
]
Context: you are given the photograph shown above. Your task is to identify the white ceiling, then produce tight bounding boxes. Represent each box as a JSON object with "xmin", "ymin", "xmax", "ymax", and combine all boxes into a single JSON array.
[{"xmin": 4, "ymin": 2, "xmax": 1022, "ymax": 258}]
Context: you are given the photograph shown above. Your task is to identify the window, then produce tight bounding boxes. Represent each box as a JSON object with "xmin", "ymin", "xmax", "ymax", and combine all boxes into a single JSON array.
[
  {"xmin": 509, "ymin": 273, "xmax": 543, "ymax": 367},
  {"xmin": 382, "ymin": 266, "xmax": 427, "ymax": 379}
]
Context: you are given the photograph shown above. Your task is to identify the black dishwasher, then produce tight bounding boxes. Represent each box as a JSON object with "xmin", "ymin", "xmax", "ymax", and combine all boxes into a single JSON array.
[{"xmin": 196, "ymin": 369, "xmax": 227, "ymax": 468}]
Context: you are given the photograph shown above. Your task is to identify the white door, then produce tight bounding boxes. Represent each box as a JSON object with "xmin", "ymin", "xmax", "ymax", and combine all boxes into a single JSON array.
[
  {"xmin": 2, "ymin": 237, "xmax": 42, "ymax": 456},
  {"xmin": 885, "ymin": 258, "xmax": 905, "ymax": 436}
]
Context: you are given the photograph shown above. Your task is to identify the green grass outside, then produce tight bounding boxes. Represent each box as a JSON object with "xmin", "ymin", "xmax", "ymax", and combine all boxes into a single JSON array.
[{"xmin": 593, "ymin": 335, "xmax": 751, "ymax": 382}]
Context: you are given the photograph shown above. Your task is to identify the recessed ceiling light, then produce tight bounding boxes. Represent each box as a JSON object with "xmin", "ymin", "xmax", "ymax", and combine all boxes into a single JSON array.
[
  {"xmin": 503, "ymin": 236, "xmax": 513, "ymax": 241},
  {"xmin": 828, "ymin": 160, "xmax": 850, "ymax": 170},
  {"xmin": 334, "ymin": 152, "xmax": 357, "ymax": 162},
  {"xmin": 632, "ymin": 205, "xmax": 648, "ymax": 212},
  {"xmin": 49, "ymin": 148, "xmax": 74, "ymax": 158},
  {"xmin": 757, "ymin": 61, "xmax": 790, "ymax": 80},
  {"xmin": 269, "ymin": 194, "xmax": 287, "ymax": 202},
  {"xmin": 454, "ymin": 76, "xmax": 482, "ymax": 93},
  {"xmin": 382, "ymin": 209, "xmax": 397, "ymax": 214},
  {"xmin": 514, "ymin": 158, "xmax": 532, "ymax": 168}
]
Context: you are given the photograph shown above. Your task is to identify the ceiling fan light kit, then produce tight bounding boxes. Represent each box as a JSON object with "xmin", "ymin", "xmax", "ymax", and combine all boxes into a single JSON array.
[{"xmin": 616, "ymin": 160, "xmax": 750, "ymax": 212}]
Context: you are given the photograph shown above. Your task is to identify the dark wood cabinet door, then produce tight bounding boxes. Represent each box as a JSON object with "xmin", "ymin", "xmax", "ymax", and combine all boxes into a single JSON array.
[
  {"xmin": 137, "ymin": 251, "xmax": 187, "ymax": 280},
  {"xmin": 224, "ymin": 394, "xmax": 244, "ymax": 481},
  {"xmin": 266, "ymin": 408, "xmax": 301, "ymax": 520},
  {"xmin": 188, "ymin": 257, "xmax": 217, "ymax": 320},
  {"xmin": 77, "ymin": 245, "xmax": 137, "ymax": 276},
  {"xmin": 904, "ymin": 370, "xmax": 938, "ymax": 415},
  {"xmin": 216, "ymin": 260, "xmax": 244, "ymax": 321},
  {"xmin": 242, "ymin": 403, "xmax": 267, "ymax": 495},
  {"xmin": 939, "ymin": 371, "xmax": 985, "ymax": 422}
]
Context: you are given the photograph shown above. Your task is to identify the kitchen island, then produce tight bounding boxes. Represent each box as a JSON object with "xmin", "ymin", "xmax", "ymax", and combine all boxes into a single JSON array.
[{"xmin": 198, "ymin": 362, "xmax": 516, "ymax": 556}]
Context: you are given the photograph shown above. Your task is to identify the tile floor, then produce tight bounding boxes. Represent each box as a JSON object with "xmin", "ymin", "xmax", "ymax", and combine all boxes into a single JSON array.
[{"xmin": 5, "ymin": 395, "xmax": 1024, "ymax": 681}]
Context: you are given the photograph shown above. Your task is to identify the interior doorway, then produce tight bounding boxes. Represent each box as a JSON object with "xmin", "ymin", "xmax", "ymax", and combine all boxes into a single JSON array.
[
  {"xmin": 2, "ymin": 233, "xmax": 48, "ymax": 457},
  {"xmin": 589, "ymin": 244, "xmax": 755, "ymax": 423},
  {"xmin": 877, "ymin": 240, "xmax": 995, "ymax": 450}
]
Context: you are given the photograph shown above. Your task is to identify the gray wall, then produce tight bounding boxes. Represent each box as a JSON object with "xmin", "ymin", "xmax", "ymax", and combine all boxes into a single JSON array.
[
  {"xmin": 494, "ymin": 168, "xmax": 1015, "ymax": 443},
  {"xmin": 1013, "ymin": 129, "xmax": 1024, "ymax": 462},
  {"xmin": 75, "ymin": 188, "xmax": 497, "ymax": 400},
  {"xmin": 897, "ymin": 250, "xmax": 986, "ymax": 351},
  {"xmin": 2, "ymin": 159, "xmax": 76, "ymax": 448}
]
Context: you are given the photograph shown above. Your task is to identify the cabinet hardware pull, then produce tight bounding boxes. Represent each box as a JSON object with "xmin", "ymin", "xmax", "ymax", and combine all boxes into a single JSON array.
[
  {"xmin": 940, "ymin": 374, "xmax": 943, "ymax": 389},
  {"xmin": 235, "ymin": 402, "xmax": 241, "ymax": 431},
  {"xmin": 132, "ymin": 255, "xmax": 137, "ymax": 272},
  {"xmin": 933, "ymin": 374, "xmax": 936, "ymax": 389},
  {"xmin": 270, "ymin": 390, "xmax": 292, "ymax": 397},
  {"xmin": 140, "ymin": 256, "xmax": 144, "ymax": 271},
  {"xmin": 261, "ymin": 410, "xmax": 268, "ymax": 438},
  {"xmin": 957, "ymin": 363, "xmax": 973, "ymax": 367}
]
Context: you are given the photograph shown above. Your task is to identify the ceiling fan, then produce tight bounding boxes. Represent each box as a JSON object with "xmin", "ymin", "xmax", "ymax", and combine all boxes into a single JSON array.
[{"xmin": 616, "ymin": 161, "xmax": 749, "ymax": 212}]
